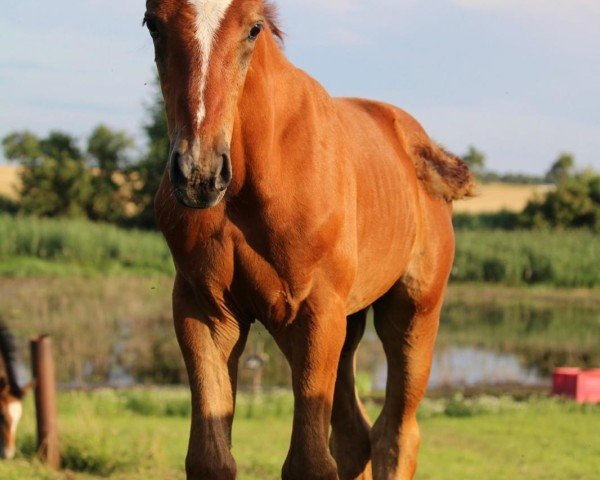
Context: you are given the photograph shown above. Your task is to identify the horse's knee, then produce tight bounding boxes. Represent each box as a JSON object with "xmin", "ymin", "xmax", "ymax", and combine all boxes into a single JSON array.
[{"xmin": 186, "ymin": 457, "xmax": 236, "ymax": 480}]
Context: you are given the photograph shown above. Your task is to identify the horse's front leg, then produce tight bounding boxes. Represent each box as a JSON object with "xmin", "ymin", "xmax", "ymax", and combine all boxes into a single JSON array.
[
  {"xmin": 173, "ymin": 275, "xmax": 249, "ymax": 480},
  {"xmin": 276, "ymin": 296, "xmax": 347, "ymax": 480}
]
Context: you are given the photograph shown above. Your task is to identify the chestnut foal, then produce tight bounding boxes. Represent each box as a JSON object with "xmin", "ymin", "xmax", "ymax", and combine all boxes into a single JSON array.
[{"xmin": 144, "ymin": 1, "xmax": 474, "ymax": 479}]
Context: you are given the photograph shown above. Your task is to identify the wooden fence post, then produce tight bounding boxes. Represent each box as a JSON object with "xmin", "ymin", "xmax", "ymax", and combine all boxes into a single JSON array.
[{"xmin": 30, "ymin": 335, "xmax": 60, "ymax": 469}]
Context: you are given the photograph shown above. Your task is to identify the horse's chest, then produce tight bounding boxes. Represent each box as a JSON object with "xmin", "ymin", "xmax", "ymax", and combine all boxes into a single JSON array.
[{"xmin": 174, "ymin": 227, "xmax": 312, "ymax": 326}]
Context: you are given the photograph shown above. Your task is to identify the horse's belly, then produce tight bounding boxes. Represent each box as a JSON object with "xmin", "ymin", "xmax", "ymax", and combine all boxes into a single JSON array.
[
  {"xmin": 346, "ymin": 230, "xmax": 415, "ymax": 313},
  {"xmin": 346, "ymin": 157, "xmax": 418, "ymax": 313}
]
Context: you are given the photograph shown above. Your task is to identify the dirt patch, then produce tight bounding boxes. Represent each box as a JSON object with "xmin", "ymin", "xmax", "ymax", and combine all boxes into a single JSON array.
[
  {"xmin": 454, "ymin": 183, "xmax": 553, "ymax": 214},
  {"xmin": 0, "ymin": 165, "xmax": 20, "ymax": 200}
]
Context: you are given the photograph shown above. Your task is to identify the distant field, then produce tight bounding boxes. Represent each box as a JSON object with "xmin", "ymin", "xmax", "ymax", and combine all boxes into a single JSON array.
[
  {"xmin": 1, "ymin": 164, "xmax": 549, "ymax": 214},
  {"xmin": 0, "ymin": 165, "xmax": 20, "ymax": 200},
  {"xmin": 454, "ymin": 183, "xmax": 552, "ymax": 214}
]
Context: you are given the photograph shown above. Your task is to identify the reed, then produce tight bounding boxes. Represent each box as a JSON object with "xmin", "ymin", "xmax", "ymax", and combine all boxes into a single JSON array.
[
  {"xmin": 0, "ymin": 214, "xmax": 173, "ymax": 277},
  {"xmin": 1, "ymin": 215, "xmax": 598, "ymax": 287}
]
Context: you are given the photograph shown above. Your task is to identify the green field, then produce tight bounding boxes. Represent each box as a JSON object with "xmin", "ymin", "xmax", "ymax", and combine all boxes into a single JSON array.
[
  {"xmin": 2, "ymin": 281, "xmax": 597, "ymax": 478},
  {"xmin": 453, "ymin": 229, "xmax": 600, "ymax": 287},
  {"xmin": 0, "ymin": 215, "xmax": 174, "ymax": 277},
  {"xmin": 0, "ymin": 215, "xmax": 598, "ymax": 479},
  {"xmin": 0, "ymin": 215, "xmax": 599, "ymax": 287},
  {"xmin": 0, "ymin": 390, "xmax": 598, "ymax": 480}
]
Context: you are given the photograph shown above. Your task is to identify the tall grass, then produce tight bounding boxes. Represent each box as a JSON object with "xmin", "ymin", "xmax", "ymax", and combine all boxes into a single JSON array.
[
  {"xmin": 0, "ymin": 215, "xmax": 598, "ymax": 287},
  {"xmin": 0, "ymin": 214, "xmax": 173, "ymax": 276},
  {"xmin": 454, "ymin": 230, "xmax": 600, "ymax": 287}
]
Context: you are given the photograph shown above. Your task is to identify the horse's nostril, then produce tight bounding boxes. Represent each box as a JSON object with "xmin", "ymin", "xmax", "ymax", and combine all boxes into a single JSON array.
[
  {"xmin": 169, "ymin": 151, "xmax": 186, "ymax": 188},
  {"xmin": 215, "ymin": 153, "xmax": 232, "ymax": 192}
]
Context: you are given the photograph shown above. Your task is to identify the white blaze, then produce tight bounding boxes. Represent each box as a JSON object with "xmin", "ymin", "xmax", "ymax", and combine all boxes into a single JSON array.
[
  {"xmin": 7, "ymin": 400, "xmax": 22, "ymax": 437},
  {"xmin": 3, "ymin": 400, "xmax": 22, "ymax": 458},
  {"xmin": 188, "ymin": 0, "xmax": 235, "ymax": 129}
]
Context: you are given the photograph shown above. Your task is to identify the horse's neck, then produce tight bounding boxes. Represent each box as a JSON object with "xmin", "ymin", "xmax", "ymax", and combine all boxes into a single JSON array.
[{"xmin": 232, "ymin": 32, "xmax": 328, "ymax": 192}]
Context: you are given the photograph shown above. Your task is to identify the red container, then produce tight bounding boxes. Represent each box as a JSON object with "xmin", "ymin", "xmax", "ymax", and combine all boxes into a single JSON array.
[{"xmin": 553, "ymin": 368, "xmax": 600, "ymax": 403}]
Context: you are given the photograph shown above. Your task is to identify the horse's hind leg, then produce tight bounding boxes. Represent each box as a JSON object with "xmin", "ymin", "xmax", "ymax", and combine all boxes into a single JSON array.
[
  {"xmin": 371, "ymin": 282, "xmax": 443, "ymax": 480},
  {"xmin": 330, "ymin": 309, "xmax": 372, "ymax": 480}
]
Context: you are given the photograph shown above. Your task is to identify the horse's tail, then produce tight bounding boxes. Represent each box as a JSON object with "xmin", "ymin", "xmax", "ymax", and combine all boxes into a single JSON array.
[
  {"xmin": 0, "ymin": 322, "xmax": 25, "ymax": 399},
  {"xmin": 412, "ymin": 142, "xmax": 476, "ymax": 202}
]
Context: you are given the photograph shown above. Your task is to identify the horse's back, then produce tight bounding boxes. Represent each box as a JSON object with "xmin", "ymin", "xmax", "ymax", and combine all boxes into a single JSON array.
[
  {"xmin": 332, "ymin": 98, "xmax": 470, "ymax": 311},
  {"xmin": 334, "ymin": 97, "xmax": 473, "ymax": 201}
]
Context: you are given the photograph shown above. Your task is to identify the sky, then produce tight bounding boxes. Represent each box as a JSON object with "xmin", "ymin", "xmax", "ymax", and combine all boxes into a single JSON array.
[{"xmin": 1, "ymin": 0, "xmax": 599, "ymax": 175}]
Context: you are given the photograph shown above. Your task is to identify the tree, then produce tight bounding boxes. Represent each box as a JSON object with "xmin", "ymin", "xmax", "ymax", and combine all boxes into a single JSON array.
[
  {"xmin": 87, "ymin": 125, "xmax": 134, "ymax": 173},
  {"xmin": 2, "ymin": 127, "xmax": 137, "ymax": 221},
  {"xmin": 132, "ymin": 78, "xmax": 169, "ymax": 228},
  {"xmin": 521, "ymin": 163, "xmax": 600, "ymax": 231},
  {"xmin": 462, "ymin": 146, "xmax": 486, "ymax": 177},
  {"xmin": 86, "ymin": 125, "xmax": 136, "ymax": 222},
  {"xmin": 545, "ymin": 153, "xmax": 574, "ymax": 185},
  {"xmin": 2, "ymin": 131, "xmax": 92, "ymax": 217}
]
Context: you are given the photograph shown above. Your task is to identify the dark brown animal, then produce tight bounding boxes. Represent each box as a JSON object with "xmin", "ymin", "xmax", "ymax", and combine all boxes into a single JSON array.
[
  {"xmin": 143, "ymin": 1, "xmax": 474, "ymax": 478},
  {"xmin": 0, "ymin": 323, "xmax": 26, "ymax": 460}
]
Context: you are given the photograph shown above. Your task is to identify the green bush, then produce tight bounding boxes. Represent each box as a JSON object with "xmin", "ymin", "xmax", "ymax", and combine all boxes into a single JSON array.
[
  {"xmin": 453, "ymin": 211, "xmax": 520, "ymax": 230},
  {"xmin": 521, "ymin": 169, "xmax": 600, "ymax": 230},
  {"xmin": 482, "ymin": 258, "xmax": 507, "ymax": 283},
  {"xmin": 0, "ymin": 194, "xmax": 19, "ymax": 215}
]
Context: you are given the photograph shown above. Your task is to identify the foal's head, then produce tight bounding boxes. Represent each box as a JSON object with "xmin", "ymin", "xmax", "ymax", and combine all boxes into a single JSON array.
[
  {"xmin": 144, "ymin": 0, "xmax": 279, "ymax": 209},
  {"xmin": 0, "ymin": 385, "xmax": 22, "ymax": 459},
  {"xmin": 0, "ymin": 322, "xmax": 24, "ymax": 460}
]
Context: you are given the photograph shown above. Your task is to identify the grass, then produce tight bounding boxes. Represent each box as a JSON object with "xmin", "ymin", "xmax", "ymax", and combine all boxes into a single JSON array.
[
  {"xmin": 0, "ymin": 390, "xmax": 598, "ymax": 479},
  {"xmin": 0, "ymin": 215, "xmax": 173, "ymax": 277},
  {"xmin": 0, "ymin": 214, "xmax": 599, "ymax": 287},
  {"xmin": 453, "ymin": 229, "xmax": 600, "ymax": 287}
]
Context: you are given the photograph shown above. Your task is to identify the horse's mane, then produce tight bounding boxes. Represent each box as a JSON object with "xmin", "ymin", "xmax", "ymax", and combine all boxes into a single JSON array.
[
  {"xmin": 412, "ymin": 143, "xmax": 476, "ymax": 202},
  {"xmin": 265, "ymin": 2, "xmax": 284, "ymax": 45},
  {"xmin": 0, "ymin": 322, "xmax": 24, "ymax": 398}
]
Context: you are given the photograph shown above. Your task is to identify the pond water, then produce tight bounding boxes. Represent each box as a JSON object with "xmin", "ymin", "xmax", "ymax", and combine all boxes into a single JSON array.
[
  {"xmin": 16, "ymin": 289, "xmax": 597, "ymax": 392},
  {"xmin": 373, "ymin": 346, "xmax": 545, "ymax": 392},
  {"xmin": 238, "ymin": 294, "xmax": 600, "ymax": 392}
]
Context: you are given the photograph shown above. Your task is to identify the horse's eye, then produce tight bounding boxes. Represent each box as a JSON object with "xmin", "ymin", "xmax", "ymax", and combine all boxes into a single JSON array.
[
  {"xmin": 248, "ymin": 23, "xmax": 263, "ymax": 41},
  {"xmin": 144, "ymin": 17, "xmax": 160, "ymax": 40}
]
